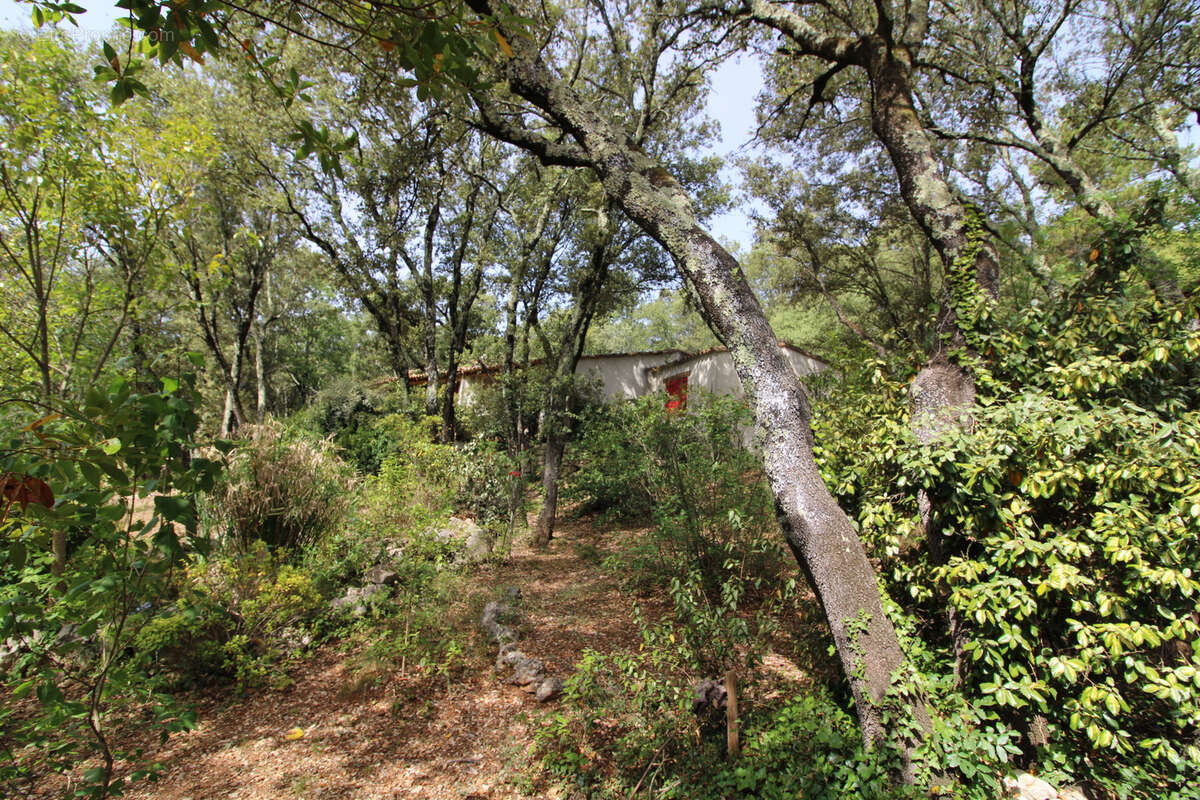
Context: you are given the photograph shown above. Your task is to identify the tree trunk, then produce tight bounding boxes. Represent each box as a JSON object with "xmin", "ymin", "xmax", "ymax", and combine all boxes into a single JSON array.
[
  {"xmin": 220, "ymin": 339, "xmax": 245, "ymax": 437},
  {"xmin": 254, "ymin": 324, "xmax": 267, "ymax": 423},
  {"xmin": 441, "ymin": 350, "xmax": 459, "ymax": 443},
  {"xmin": 422, "ymin": 333, "xmax": 439, "ymax": 419},
  {"xmin": 534, "ymin": 432, "xmax": 564, "ymax": 547},
  {"xmin": 473, "ymin": 48, "xmax": 921, "ymax": 749},
  {"xmin": 531, "ymin": 228, "xmax": 613, "ymax": 548},
  {"xmin": 866, "ymin": 46, "xmax": 999, "ymax": 545}
]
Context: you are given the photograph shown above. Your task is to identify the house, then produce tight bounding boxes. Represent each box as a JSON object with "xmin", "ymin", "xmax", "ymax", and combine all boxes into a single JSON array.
[
  {"xmin": 648, "ymin": 342, "xmax": 828, "ymax": 410},
  {"xmin": 408, "ymin": 342, "xmax": 828, "ymax": 408}
]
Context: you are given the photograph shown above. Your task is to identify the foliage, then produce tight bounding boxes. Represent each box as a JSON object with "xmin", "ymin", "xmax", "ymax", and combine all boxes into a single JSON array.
[
  {"xmin": 136, "ymin": 542, "xmax": 324, "ymax": 690},
  {"xmin": 204, "ymin": 419, "xmax": 353, "ymax": 553},
  {"xmin": 0, "ymin": 371, "xmax": 220, "ymax": 798},
  {"xmin": 537, "ymin": 393, "xmax": 811, "ymax": 797},
  {"xmin": 816, "ymin": 221, "xmax": 1200, "ymax": 796},
  {"xmin": 533, "ymin": 600, "xmax": 897, "ymax": 800},
  {"xmin": 293, "ymin": 377, "xmax": 410, "ymax": 473},
  {"xmin": 569, "ymin": 392, "xmax": 784, "ymax": 594}
]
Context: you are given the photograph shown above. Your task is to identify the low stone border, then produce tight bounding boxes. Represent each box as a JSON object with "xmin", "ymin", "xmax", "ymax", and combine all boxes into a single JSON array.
[{"xmin": 480, "ymin": 589, "xmax": 563, "ymax": 703}]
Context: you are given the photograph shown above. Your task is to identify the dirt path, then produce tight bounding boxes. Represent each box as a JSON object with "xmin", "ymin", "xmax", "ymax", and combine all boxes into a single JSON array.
[{"xmin": 117, "ymin": 516, "xmax": 659, "ymax": 800}]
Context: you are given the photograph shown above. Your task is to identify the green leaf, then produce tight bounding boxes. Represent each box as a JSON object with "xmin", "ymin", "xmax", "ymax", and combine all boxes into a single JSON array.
[{"xmin": 7, "ymin": 541, "xmax": 26, "ymax": 570}]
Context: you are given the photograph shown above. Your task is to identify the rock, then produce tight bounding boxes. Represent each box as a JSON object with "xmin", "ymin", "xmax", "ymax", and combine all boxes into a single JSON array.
[
  {"xmin": 496, "ymin": 647, "xmax": 527, "ymax": 670},
  {"xmin": 535, "ymin": 677, "xmax": 564, "ymax": 702},
  {"xmin": 692, "ymin": 678, "xmax": 728, "ymax": 713},
  {"xmin": 434, "ymin": 517, "xmax": 491, "ymax": 562},
  {"xmin": 510, "ymin": 655, "xmax": 546, "ymax": 687},
  {"xmin": 363, "ymin": 566, "xmax": 398, "ymax": 586},
  {"xmin": 278, "ymin": 626, "xmax": 314, "ymax": 655},
  {"xmin": 464, "ymin": 526, "xmax": 493, "ymax": 562},
  {"xmin": 0, "ymin": 636, "xmax": 24, "ymax": 674},
  {"xmin": 1057, "ymin": 787, "xmax": 1088, "ymax": 800},
  {"xmin": 481, "ymin": 601, "xmax": 518, "ymax": 645},
  {"xmin": 1003, "ymin": 773, "xmax": 1056, "ymax": 800},
  {"xmin": 330, "ymin": 584, "xmax": 389, "ymax": 617}
]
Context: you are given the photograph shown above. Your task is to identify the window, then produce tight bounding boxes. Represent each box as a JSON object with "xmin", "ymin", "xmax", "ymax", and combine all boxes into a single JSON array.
[{"xmin": 664, "ymin": 374, "xmax": 688, "ymax": 411}]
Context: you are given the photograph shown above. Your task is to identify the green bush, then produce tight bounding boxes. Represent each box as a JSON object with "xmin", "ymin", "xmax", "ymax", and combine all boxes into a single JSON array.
[
  {"xmin": 566, "ymin": 402, "xmax": 655, "ymax": 519},
  {"xmin": 533, "ymin": 604, "xmax": 898, "ymax": 800},
  {"xmin": 0, "ymin": 372, "xmax": 219, "ymax": 798},
  {"xmin": 815, "ymin": 221, "xmax": 1200, "ymax": 796},
  {"xmin": 302, "ymin": 415, "xmax": 510, "ymax": 599},
  {"xmin": 135, "ymin": 542, "xmax": 324, "ymax": 689},
  {"xmin": 571, "ymin": 392, "xmax": 784, "ymax": 595},
  {"xmin": 293, "ymin": 377, "xmax": 407, "ymax": 472},
  {"xmin": 206, "ymin": 420, "xmax": 353, "ymax": 553}
]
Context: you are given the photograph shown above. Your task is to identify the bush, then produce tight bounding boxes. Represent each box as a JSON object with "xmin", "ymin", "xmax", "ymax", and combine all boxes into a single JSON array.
[
  {"xmin": 533, "ymin": 604, "xmax": 899, "ymax": 800},
  {"xmin": 294, "ymin": 377, "xmax": 407, "ymax": 472},
  {"xmin": 815, "ymin": 221, "xmax": 1200, "ymax": 796},
  {"xmin": 206, "ymin": 420, "xmax": 353, "ymax": 553},
  {"xmin": 0, "ymin": 373, "xmax": 219, "ymax": 797},
  {"xmin": 135, "ymin": 542, "xmax": 324, "ymax": 688},
  {"xmin": 571, "ymin": 392, "xmax": 784, "ymax": 595},
  {"xmin": 301, "ymin": 415, "xmax": 511, "ymax": 599}
]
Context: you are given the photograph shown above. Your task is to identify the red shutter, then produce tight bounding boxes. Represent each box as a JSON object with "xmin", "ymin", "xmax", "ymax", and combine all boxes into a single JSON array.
[{"xmin": 665, "ymin": 374, "xmax": 688, "ymax": 411}]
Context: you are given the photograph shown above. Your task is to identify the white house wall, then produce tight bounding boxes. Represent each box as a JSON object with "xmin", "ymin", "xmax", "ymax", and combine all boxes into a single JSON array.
[
  {"xmin": 574, "ymin": 352, "xmax": 683, "ymax": 402},
  {"xmin": 654, "ymin": 348, "xmax": 824, "ymax": 399},
  {"xmin": 448, "ymin": 347, "xmax": 823, "ymax": 408}
]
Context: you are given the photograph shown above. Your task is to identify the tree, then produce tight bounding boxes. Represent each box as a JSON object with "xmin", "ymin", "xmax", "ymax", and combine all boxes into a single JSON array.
[
  {"xmin": 49, "ymin": 0, "xmax": 922, "ymax": 756},
  {"xmin": 466, "ymin": 0, "xmax": 921, "ymax": 750}
]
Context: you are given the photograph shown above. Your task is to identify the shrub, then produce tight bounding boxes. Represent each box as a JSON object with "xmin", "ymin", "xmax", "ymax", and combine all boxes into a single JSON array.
[
  {"xmin": 206, "ymin": 420, "xmax": 353, "ymax": 553},
  {"xmin": 533, "ymin": 601, "xmax": 898, "ymax": 800},
  {"xmin": 135, "ymin": 542, "xmax": 324, "ymax": 688},
  {"xmin": 571, "ymin": 392, "xmax": 784, "ymax": 595},
  {"xmin": 293, "ymin": 377, "xmax": 407, "ymax": 472},
  {"xmin": 0, "ymin": 373, "xmax": 219, "ymax": 798},
  {"xmin": 815, "ymin": 220, "xmax": 1200, "ymax": 796},
  {"xmin": 566, "ymin": 402, "xmax": 654, "ymax": 519}
]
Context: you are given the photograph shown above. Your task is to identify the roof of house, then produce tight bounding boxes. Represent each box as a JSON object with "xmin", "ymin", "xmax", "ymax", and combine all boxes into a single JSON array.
[
  {"xmin": 647, "ymin": 341, "xmax": 828, "ymax": 376},
  {"xmin": 404, "ymin": 348, "xmax": 693, "ymax": 386}
]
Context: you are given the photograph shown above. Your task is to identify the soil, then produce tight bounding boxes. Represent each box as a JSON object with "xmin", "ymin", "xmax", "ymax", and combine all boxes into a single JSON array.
[{"xmin": 26, "ymin": 516, "xmax": 668, "ymax": 800}]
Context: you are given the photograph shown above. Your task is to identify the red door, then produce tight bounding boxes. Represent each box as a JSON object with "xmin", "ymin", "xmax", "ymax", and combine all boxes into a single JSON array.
[{"xmin": 665, "ymin": 374, "xmax": 688, "ymax": 411}]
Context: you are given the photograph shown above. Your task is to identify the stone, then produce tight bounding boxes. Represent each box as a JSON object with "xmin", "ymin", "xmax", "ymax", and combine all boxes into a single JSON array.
[
  {"xmin": 363, "ymin": 566, "xmax": 398, "ymax": 586},
  {"xmin": 510, "ymin": 655, "xmax": 546, "ymax": 687},
  {"xmin": 1002, "ymin": 773, "xmax": 1056, "ymax": 800},
  {"xmin": 480, "ymin": 601, "xmax": 518, "ymax": 644},
  {"xmin": 278, "ymin": 626, "xmax": 314, "ymax": 655},
  {"xmin": 1056, "ymin": 786, "xmax": 1088, "ymax": 800},
  {"xmin": 434, "ymin": 517, "xmax": 491, "ymax": 563},
  {"xmin": 691, "ymin": 678, "xmax": 728, "ymax": 713},
  {"xmin": 535, "ymin": 676, "xmax": 564, "ymax": 702},
  {"xmin": 496, "ymin": 648, "xmax": 527, "ymax": 670},
  {"xmin": 464, "ymin": 526, "xmax": 493, "ymax": 562},
  {"xmin": 330, "ymin": 584, "xmax": 389, "ymax": 617}
]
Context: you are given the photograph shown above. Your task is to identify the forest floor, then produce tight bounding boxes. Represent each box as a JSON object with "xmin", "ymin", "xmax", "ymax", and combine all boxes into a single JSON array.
[{"xmin": 102, "ymin": 515, "xmax": 668, "ymax": 800}]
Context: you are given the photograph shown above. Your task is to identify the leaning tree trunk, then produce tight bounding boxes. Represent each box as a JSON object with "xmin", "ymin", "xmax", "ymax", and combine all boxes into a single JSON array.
[{"xmin": 471, "ymin": 37, "xmax": 926, "ymax": 751}]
